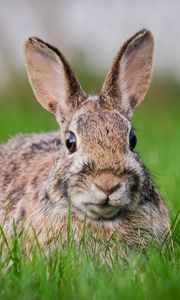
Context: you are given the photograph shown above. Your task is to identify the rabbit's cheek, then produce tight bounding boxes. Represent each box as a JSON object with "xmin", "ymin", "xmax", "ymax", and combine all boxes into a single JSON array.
[
  {"xmin": 90, "ymin": 184, "xmax": 107, "ymax": 203},
  {"xmin": 109, "ymin": 182, "xmax": 131, "ymax": 206},
  {"xmin": 109, "ymin": 179, "xmax": 140, "ymax": 209},
  {"xmin": 71, "ymin": 191, "xmax": 93, "ymax": 209}
]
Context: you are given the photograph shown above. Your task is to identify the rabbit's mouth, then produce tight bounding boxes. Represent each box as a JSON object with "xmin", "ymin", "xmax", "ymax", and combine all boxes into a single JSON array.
[{"xmin": 70, "ymin": 176, "xmax": 140, "ymax": 220}]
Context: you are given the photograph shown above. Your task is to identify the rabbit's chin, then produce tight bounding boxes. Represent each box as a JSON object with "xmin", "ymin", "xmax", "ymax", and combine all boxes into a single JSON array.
[{"xmin": 85, "ymin": 204, "xmax": 120, "ymax": 220}]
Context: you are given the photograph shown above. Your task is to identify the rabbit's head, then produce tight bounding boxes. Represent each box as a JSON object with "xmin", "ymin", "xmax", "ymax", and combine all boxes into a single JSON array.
[{"xmin": 24, "ymin": 29, "xmax": 154, "ymax": 220}]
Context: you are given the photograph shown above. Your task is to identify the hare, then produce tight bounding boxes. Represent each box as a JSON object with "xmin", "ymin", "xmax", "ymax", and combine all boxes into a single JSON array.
[{"xmin": 0, "ymin": 29, "xmax": 169, "ymax": 250}]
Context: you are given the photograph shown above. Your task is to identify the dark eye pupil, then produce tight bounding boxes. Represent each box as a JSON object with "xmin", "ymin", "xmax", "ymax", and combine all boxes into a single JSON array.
[
  {"xmin": 66, "ymin": 131, "xmax": 76, "ymax": 153},
  {"xmin": 129, "ymin": 130, "xmax": 137, "ymax": 151}
]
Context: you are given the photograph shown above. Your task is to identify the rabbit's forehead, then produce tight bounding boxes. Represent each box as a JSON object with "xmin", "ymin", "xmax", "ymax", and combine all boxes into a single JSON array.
[
  {"xmin": 71, "ymin": 101, "xmax": 130, "ymax": 148},
  {"xmin": 70, "ymin": 104, "xmax": 131, "ymax": 170},
  {"xmin": 76, "ymin": 110, "xmax": 129, "ymax": 137}
]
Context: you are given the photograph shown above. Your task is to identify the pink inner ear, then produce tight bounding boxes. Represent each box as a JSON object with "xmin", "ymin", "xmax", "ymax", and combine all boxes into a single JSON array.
[
  {"xmin": 119, "ymin": 37, "xmax": 153, "ymax": 111},
  {"xmin": 100, "ymin": 30, "xmax": 153, "ymax": 116},
  {"xmin": 126, "ymin": 37, "xmax": 148, "ymax": 65},
  {"xmin": 126, "ymin": 47, "xmax": 140, "ymax": 64},
  {"xmin": 25, "ymin": 42, "xmax": 70, "ymax": 114}
]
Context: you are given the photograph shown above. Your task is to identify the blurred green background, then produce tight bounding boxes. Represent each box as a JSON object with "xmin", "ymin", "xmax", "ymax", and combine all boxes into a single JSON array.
[
  {"xmin": 0, "ymin": 69, "xmax": 180, "ymax": 218},
  {"xmin": 0, "ymin": 2, "xmax": 180, "ymax": 298},
  {"xmin": 0, "ymin": 0, "xmax": 180, "ymax": 219}
]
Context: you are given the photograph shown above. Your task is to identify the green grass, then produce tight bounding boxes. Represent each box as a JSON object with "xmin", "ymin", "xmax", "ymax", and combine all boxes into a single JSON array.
[
  {"xmin": 0, "ymin": 213, "xmax": 179, "ymax": 300},
  {"xmin": 0, "ymin": 72, "xmax": 180, "ymax": 299}
]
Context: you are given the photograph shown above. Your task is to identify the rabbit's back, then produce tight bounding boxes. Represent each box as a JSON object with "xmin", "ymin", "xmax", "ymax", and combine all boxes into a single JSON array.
[{"xmin": 0, "ymin": 132, "xmax": 61, "ymax": 211}]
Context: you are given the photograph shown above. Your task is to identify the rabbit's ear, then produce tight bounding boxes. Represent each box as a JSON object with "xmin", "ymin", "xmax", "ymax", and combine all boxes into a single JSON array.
[
  {"xmin": 100, "ymin": 29, "xmax": 154, "ymax": 118},
  {"xmin": 24, "ymin": 37, "xmax": 86, "ymax": 126}
]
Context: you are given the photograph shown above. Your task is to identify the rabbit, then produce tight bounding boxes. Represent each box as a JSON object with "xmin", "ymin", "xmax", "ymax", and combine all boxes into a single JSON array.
[{"xmin": 0, "ymin": 29, "xmax": 170, "ymax": 251}]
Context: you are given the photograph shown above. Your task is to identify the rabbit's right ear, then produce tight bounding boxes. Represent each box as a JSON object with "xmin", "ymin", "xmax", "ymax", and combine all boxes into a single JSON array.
[
  {"xmin": 24, "ymin": 37, "xmax": 86, "ymax": 128},
  {"xmin": 100, "ymin": 29, "xmax": 154, "ymax": 118}
]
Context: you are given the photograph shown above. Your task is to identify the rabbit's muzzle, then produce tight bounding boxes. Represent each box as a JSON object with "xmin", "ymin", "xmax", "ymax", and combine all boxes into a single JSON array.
[{"xmin": 71, "ymin": 171, "xmax": 140, "ymax": 220}]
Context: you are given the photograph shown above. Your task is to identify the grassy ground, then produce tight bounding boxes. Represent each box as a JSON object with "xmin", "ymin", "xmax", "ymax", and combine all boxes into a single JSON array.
[{"xmin": 0, "ymin": 72, "xmax": 179, "ymax": 299}]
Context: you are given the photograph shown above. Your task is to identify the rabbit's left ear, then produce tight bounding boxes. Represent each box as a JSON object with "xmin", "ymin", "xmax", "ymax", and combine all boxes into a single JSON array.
[
  {"xmin": 24, "ymin": 37, "xmax": 86, "ymax": 129},
  {"xmin": 100, "ymin": 29, "xmax": 154, "ymax": 118}
]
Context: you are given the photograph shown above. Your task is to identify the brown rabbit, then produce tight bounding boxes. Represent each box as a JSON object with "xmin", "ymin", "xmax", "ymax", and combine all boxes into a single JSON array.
[{"xmin": 0, "ymin": 29, "xmax": 169, "ymax": 250}]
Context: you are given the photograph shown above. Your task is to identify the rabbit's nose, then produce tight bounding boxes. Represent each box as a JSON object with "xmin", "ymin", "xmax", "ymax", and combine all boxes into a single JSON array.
[{"xmin": 93, "ymin": 173, "xmax": 120, "ymax": 195}]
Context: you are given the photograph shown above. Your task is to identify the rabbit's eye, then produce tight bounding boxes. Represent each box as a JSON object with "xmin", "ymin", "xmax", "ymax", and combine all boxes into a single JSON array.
[
  {"xmin": 129, "ymin": 130, "xmax": 137, "ymax": 151},
  {"xmin": 66, "ymin": 131, "xmax": 76, "ymax": 153}
]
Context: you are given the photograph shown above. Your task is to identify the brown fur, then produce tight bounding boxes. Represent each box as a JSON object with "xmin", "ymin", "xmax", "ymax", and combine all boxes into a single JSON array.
[{"xmin": 0, "ymin": 29, "xmax": 169, "ymax": 252}]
